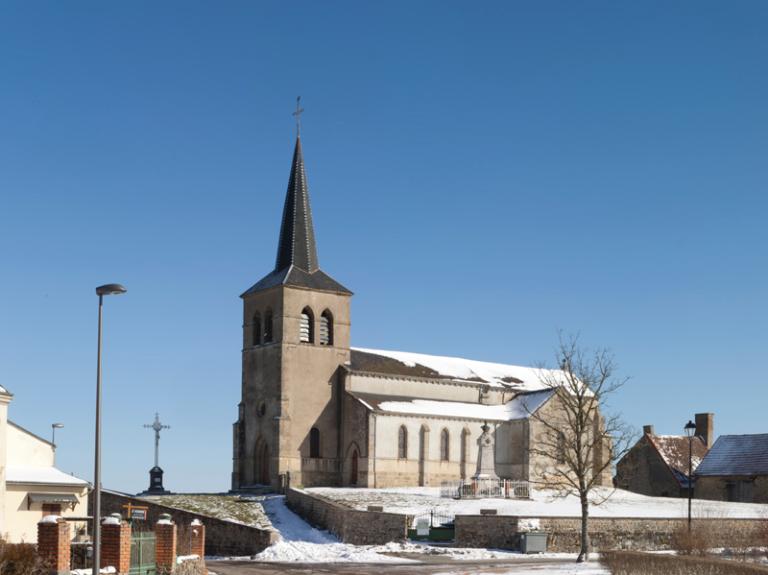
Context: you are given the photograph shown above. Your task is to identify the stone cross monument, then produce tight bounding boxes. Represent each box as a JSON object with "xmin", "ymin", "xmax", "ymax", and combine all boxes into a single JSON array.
[
  {"xmin": 140, "ymin": 413, "xmax": 171, "ymax": 495},
  {"xmin": 472, "ymin": 421, "xmax": 499, "ymax": 480}
]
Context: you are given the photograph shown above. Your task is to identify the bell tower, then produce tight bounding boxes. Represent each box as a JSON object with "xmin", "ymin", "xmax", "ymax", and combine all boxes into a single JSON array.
[{"xmin": 232, "ymin": 131, "xmax": 352, "ymax": 491}]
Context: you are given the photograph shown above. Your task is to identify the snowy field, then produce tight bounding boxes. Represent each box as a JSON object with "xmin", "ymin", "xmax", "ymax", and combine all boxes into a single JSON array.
[{"xmin": 307, "ymin": 485, "xmax": 768, "ymax": 519}]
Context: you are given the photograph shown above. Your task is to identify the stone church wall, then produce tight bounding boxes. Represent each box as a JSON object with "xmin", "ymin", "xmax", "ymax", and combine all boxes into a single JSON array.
[
  {"xmin": 286, "ymin": 487, "xmax": 408, "ymax": 545},
  {"xmin": 372, "ymin": 415, "xmax": 492, "ymax": 487}
]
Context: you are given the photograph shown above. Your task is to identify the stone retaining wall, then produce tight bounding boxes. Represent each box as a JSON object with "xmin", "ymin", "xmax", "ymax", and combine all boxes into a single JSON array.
[
  {"xmin": 285, "ymin": 488, "xmax": 409, "ymax": 545},
  {"xmin": 455, "ymin": 514, "xmax": 768, "ymax": 552},
  {"xmin": 98, "ymin": 490, "xmax": 278, "ymax": 556}
]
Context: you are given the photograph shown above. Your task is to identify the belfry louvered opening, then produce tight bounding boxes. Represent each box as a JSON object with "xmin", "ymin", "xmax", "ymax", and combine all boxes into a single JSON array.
[
  {"xmin": 300, "ymin": 307, "xmax": 314, "ymax": 343},
  {"xmin": 319, "ymin": 310, "xmax": 333, "ymax": 345}
]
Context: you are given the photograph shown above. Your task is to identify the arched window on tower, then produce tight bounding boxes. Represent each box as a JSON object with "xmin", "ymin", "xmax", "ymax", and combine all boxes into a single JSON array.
[
  {"xmin": 252, "ymin": 312, "xmax": 262, "ymax": 346},
  {"xmin": 440, "ymin": 428, "xmax": 450, "ymax": 461},
  {"xmin": 264, "ymin": 309, "xmax": 274, "ymax": 343},
  {"xmin": 398, "ymin": 425, "xmax": 408, "ymax": 459},
  {"xmin": 319, "ymin": 310, "xmax": 333, "ymax": 346},
  {"xmin": 300, "ymin": 307, "xmax": 314, "ymax": 343},
  {"xmin": 310, "ymin": 427, "xmax": 320, "ymax": 459}
]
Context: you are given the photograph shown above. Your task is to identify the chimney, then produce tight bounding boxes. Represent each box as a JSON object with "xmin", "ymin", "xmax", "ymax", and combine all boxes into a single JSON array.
[
  {"xmin": 643, "ymin": 425, "xmax": 654, "ymax": 435},
  {"xmin": 695, "ymin": 413, "xmax": 714, "ymax": 449}
]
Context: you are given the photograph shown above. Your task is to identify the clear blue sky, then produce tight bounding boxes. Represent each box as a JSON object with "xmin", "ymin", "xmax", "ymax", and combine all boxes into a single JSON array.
[{"xmin": 1, "ymin": 2, "xmax": 766, "ymax": 493}]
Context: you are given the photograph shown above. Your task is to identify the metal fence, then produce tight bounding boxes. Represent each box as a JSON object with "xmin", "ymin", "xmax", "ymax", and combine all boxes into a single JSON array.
[
  {"xmin": 410, "ymin": 509, "xmax": 456, "ymax": 529},
  {"xmin": 440, "ymin": 478, "xmax": 531, "ymax": 500}
]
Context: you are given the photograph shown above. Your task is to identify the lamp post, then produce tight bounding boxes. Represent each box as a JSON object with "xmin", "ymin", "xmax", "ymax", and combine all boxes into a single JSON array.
[
  {"xmin": 92, "ymin": 283, "xmax": 126, "ymax": 575},
  {"xmin": 51, "ymin": 423, "xmax": 64, "ymax": 445},
  {"xmin": 684, "ymin": 419, "xmax": 697, "ymax": 531}
]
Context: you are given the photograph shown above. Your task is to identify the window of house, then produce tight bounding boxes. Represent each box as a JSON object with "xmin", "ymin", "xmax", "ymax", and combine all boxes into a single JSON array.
[
  {"xmin": 252, "ymin": 312, "xmax": 262, "ymax": 346},
  {"xmin": 300, "ymin": 307, "xmax": 314, "ymax": 343},
  {"xmin": 440, "ymin": 428, "xmax": 450, "ymax": 461},
  {"xmin": 264, "ymin": 309, "xmax": 274, "ymax": 343},
  {"xmin": 310, "ymin": 427, "xmax": 320, "ymax": 458},
  {"xmin": 319, "ymin": 310, "xmax": 333, "ymax": 345},
  {"xmin": 556, "ymin": 431, "xmax": 567, "ymax": 464},
  {"xmin": 398, "ymin": 425, "xmax": 408, "ymax": 459},
  {"xmin": 42, "ymin": 503, "xmax": 61, "ymax": 517}
]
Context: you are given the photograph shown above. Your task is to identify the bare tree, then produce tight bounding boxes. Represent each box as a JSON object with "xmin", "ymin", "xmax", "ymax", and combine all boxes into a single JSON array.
[{"xmin": 527, "ymin": 335, "xmax": 634, "ymax": 562}]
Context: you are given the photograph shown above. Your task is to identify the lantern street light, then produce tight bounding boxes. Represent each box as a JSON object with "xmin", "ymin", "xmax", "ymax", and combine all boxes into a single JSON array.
[
  {"xmin": 92, "ymin": 283, "xmax": 127, "ymax": 575},
  {"xmin": 684, "ymin": 419, "xmax": 697, "ymax": 531}
]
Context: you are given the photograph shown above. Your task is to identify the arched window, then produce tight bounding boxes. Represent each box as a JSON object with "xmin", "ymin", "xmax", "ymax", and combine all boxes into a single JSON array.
[
  {"xmin": 252, "ymin": 312, "xmax": 262, "ymax": 346},
  {"xmin": 264, "ymin": 309, "xmax": 274, "ymax": 343},
  {"xmin": 398, "ymin": 425, "xmax": 408, "ymax": 459},
  {"xmin": 300, "ymin": 307, "xmax": 314, "ymax": 343},
  {"xmin": 319, "ymin": 310, "xmax": 333, "ymax": 346},
  {"xmin": 556, "ymin": 431, "xmax": 567, "ymax": 464},
  {"xmin": 440, "ymin": 428, "xmax": 450, "ymax": 461},
  {"xmin": 310, "ymin": 427, "xmax": 320, "ymax": 458}
]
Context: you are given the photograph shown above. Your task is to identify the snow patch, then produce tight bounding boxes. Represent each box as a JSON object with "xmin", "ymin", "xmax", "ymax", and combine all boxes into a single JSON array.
[
  {"xmin": 249, "ymin": 495, "xmax": 414, "ymax": 563},
  {"xmin": 377, "ymin": 391, "xmax": 553, "ymax": 421},
  {"xmin": 39, "ymin": 515, "xmax": 60, "ymax": 524},
  {"xmin": 354, "ymin": 347, "xmax": 567, "ymax": 390}
]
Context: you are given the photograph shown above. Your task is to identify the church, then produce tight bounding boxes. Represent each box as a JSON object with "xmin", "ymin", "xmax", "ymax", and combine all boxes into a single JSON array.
[{"xmin": 231, "ymin": 132, "xmax": 611, "ymax": 490}]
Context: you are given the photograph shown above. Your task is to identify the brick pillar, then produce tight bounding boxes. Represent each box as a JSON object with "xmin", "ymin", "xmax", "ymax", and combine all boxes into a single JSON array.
[
  {"xmin": 155, "ymin": 514, "xmax": 177, "ymax": 574},
  {"xmin": 101, "ymin": 514, "xmax": 132, "ymax": 575},
  {"xmin": 189, "ymin": 519, "xmax": 205, "ymax": 557},
  {"xmin": 37, "ymin": 516, "xmax": 70, "ymax": 575},
  {"xmin": 189, "ymin": 520, "xmax": 206, "ymax": 575}
]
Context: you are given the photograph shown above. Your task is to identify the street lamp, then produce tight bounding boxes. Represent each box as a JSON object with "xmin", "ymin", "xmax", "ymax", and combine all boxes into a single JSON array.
[
  {"xmin": 51, "ymin": 423, "xmax": 64, "ymax": 445},
  {"xmin": 684, "ymin": 419, "xmax": 697, "ymax": 531},
  {"xmin": 92, "ymin": 283, "xmax": 126, "ymax": 575}
]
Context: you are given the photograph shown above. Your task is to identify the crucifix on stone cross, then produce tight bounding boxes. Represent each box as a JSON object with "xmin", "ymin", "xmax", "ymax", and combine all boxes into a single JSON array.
[{"xmin": 144, "ymin": 412, "xmax": 170, "ymax": 469}]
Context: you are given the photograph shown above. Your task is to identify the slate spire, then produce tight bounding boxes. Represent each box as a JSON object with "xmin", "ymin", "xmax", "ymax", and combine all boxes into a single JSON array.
[{"xmin": 275, "ymin": 136, "xmax": 319, "ymax": 273}]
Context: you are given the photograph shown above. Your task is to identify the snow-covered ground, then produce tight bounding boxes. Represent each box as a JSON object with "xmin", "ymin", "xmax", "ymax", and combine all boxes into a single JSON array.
[
  {"xmin": 217, "ymin": 494, "xmax": 607, "ymax": 571},
  {"xmin": 308, "ymin": 485, "xmax": 768, "ymax": 519},
  {"xmin": 249, "ymin": 495, "xmax": 414, "ymax": 563}
]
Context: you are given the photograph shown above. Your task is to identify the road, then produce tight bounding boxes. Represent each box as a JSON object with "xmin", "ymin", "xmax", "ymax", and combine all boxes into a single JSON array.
[{"xmin": 208, "ymin": 558, "xmax": 608, "ymax": 575}]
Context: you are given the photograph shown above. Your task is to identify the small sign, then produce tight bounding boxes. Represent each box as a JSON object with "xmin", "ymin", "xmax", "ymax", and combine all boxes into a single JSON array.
[
  {"xmin": 416, "ymin": 518, "xmax": 430, "ymax": 536},
  {"xmin": 122, "ymin": 504, "xmax": 148, "ymax": 521}
]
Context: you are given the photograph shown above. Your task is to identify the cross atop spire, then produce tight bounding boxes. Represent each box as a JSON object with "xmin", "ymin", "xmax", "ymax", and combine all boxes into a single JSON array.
[{"xmin": 292, "ymin": 96, "xmax": 304, "ymax": 137}]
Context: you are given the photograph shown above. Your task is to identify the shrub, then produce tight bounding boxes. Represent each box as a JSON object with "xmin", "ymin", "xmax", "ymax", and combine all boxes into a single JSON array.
[
  {"xmin": 0, "ymin": 541, "xmax": 46, "ymax": 575},
  {"xmin": 601, "ymin": 551, "xmax": 768, "ymax": 575}
]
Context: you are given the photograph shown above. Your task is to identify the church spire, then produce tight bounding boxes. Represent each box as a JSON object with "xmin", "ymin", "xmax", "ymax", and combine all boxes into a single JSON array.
[
  {"xmin": 241, "ymin": 103, "xmax": 351, "ymax": 297},
  {"xmin": 275, "ymin": 135, "xmax": 319, "ymax": 273}
]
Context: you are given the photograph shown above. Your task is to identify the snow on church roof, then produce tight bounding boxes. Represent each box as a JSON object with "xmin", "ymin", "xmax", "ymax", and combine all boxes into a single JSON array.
[
  {"xmin": 351, "ymin": 389, "xmax": 555, "ymax": 421},
  {"xmin": 351, "ymin": 348, "xmax": 567, "ymax": 391}
]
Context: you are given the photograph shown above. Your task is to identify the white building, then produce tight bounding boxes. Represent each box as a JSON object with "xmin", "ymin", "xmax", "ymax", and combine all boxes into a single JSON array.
[{"xmin": 0, "ymin": 387, "xmax": 89, "ymax": 543}]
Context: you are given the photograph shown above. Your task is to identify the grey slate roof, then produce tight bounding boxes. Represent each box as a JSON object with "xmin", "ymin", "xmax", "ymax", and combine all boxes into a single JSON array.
[
  {"xmin": 242, "ymin": 136, "xmax": 351, "ymax": 297},
  {"xmin": 695, "ymin": 434, "xmax": 768, "ymax": 476}
]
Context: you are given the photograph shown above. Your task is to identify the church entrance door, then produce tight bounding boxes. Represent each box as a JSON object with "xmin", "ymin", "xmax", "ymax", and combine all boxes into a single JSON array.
[
  {"xmin": 350, "ymin": 450, "xmax": 358, "ymax": 485},
  {"xmin": 255, "ymin": 439, "xmax": 269, "ymax": 485}
]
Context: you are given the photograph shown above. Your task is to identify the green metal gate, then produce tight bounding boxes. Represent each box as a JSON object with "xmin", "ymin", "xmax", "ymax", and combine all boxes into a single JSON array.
[{"xmin": 129, "ymin": 531, "xmax": 156, "ymax": 575}]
